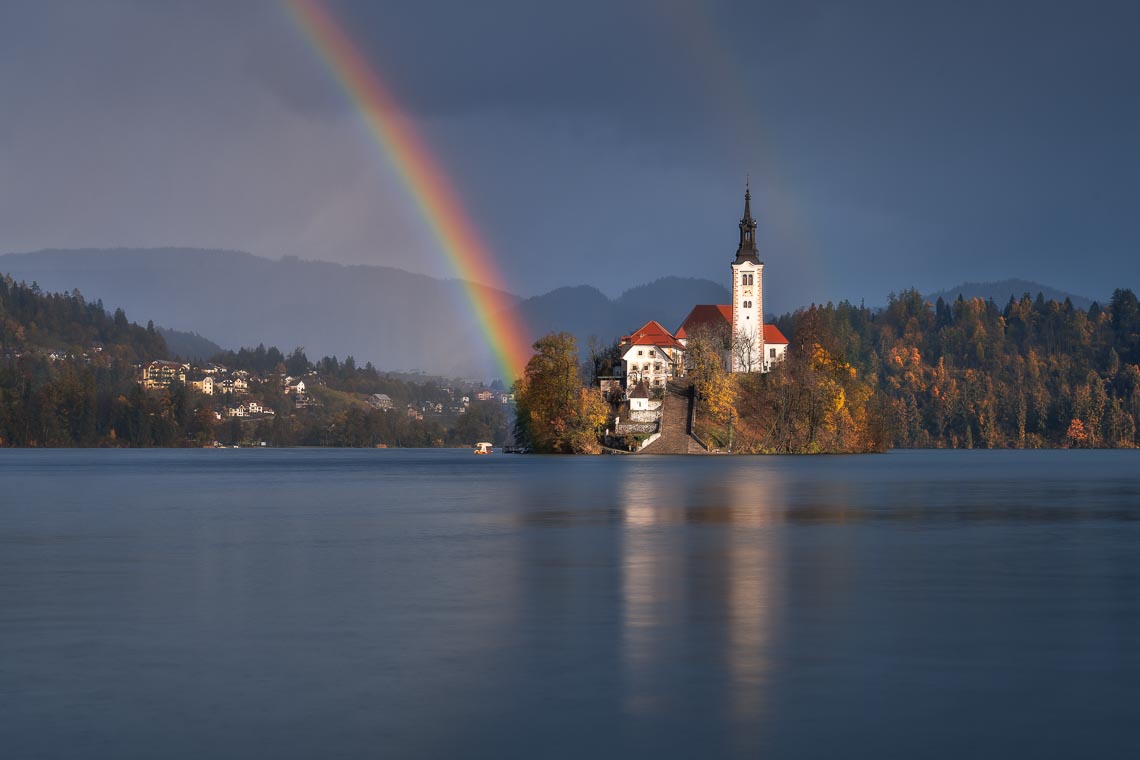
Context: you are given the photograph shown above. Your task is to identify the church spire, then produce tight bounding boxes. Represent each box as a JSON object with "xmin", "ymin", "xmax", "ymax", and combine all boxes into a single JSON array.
[{"xmin": 734, "ymin": 180, "xmax": 760, "ymax": 264}]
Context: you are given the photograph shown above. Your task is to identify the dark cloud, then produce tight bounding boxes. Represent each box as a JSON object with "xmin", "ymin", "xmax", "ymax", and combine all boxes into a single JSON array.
[{"xmin": 1, "ymin": 0, "xmax": 1138, "ymax": 312}]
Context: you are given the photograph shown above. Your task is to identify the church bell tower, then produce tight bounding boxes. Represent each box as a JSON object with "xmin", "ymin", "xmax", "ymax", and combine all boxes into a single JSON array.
[{"xmin": 730, "ymin": 181, "xmax": 764, "ymax": 372}]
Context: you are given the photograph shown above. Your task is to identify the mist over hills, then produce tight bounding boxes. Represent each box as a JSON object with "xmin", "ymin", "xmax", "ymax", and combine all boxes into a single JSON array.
[{"xmin": 0, "ymin": 248, "xmax": 729, "ymax": 378}]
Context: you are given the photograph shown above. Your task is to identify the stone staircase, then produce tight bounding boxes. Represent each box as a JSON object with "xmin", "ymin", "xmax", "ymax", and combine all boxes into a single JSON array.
[{"xmin": 640, "ymin": 381, "xmax": 707, "ymax": 455}]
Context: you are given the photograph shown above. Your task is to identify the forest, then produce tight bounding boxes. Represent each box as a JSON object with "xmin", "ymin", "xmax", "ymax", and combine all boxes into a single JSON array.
[{"xmin": 767, "ymin": 288, "xmax": 1140, "ymax": 449}]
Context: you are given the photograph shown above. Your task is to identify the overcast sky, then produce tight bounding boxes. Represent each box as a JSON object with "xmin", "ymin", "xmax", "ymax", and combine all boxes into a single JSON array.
[{"xmin": 2, "ymin": 0, "xmax": 1138, "ymax": 312}]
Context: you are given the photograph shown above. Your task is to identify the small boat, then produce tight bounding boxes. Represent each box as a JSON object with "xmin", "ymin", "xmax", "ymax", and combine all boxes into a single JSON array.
[{"xmin": 473, "ymin": 442, "xmax": 493, "ymax": 455}]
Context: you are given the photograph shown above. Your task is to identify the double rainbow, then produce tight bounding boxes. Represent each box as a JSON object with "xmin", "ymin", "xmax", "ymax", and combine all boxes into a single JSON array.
[{"xmin": 286, "ymin": 0, "xmax": 531, "ymax": 383}]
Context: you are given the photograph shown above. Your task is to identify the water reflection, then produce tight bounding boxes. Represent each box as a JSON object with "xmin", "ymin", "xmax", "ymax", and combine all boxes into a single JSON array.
[
  {"xmin": 616, "ymin": 462, "xmax": 786, "ymax": 749},
  {"xmin": 7, "ymin": 450, "xmax": 1140, "ymax": 758},
  {"xmin": 620, "ymin": 466, "xmax": 685, "ymax": 717},
  {"xmin": 721, "ymin": 470, "xmax": 782, "ymax": 747}
]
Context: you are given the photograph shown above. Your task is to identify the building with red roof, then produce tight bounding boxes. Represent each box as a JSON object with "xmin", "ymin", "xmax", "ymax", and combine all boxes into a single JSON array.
[
  {"xmin": 675, "ymin": 304, "xmax": 732, "ymax": 341},
  {"xmin": 616, "ymin": 184, "xmax": 790, "ymax": 386},
  {"xmin": 618, "ymin": 320, "xmax": 685, "ymax": 389}
]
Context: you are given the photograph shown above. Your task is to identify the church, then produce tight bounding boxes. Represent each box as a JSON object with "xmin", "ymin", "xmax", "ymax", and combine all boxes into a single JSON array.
[{"xmin": 618, "ymin": 184, "xmax": 789, "ymax": 388}]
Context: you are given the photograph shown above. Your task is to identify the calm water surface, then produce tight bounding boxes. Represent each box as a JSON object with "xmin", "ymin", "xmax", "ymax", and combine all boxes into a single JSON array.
[{"xmin": 2, "ymin": 449, "xmax": 1140, "ymax": 758}]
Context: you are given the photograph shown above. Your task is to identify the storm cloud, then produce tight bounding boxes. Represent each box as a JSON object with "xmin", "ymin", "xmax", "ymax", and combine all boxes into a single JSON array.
[{"xmin": 2, "ymin": 0, "xmax": 1138, "ymax": 311}]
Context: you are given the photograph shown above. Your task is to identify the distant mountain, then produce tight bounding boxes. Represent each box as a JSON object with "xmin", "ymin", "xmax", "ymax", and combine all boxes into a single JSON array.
[
  {"xmin": 157, "ymin": 327, "xmax": 224, "ymax": 362},
  {"xmin": 511, "ymin": 277, "xmax": 731, "ymax": 351},
  {"xmin": 0, "ymin": 249, "xmax": 729, "ymax": 378},
  {"xmin": 923, "ymin": 280, "xmax": 1098, "ymax": 311}
]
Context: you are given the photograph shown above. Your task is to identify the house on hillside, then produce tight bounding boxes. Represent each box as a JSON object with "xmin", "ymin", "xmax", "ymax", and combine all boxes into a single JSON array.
[
  {"xmin": 190, "ymin": 375, "xmax": 215, "ymax": 395},
  {"xmin": 218, "ymin": 376, "xmax": 249, "ymax": 394},
  {"xmin": 368, "ymin": 393, "xmax": 393, "ymax": 410},
  {"xmin": 140, "ymin": 360, "xmax": 188, "ymax": 390},
  {"xmin": 619, "ymin": 320, "xmax": 685, "ymax": 388},
  {"xmin": 628, "ymin": 381, "xmax": 653, "ymax": 412}
]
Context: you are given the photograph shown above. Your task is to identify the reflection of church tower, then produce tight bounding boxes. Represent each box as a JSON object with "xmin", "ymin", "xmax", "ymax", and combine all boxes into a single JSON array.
[{"xmin": 730, "ymin": 181, "xmax": 764, "ymax": 372}]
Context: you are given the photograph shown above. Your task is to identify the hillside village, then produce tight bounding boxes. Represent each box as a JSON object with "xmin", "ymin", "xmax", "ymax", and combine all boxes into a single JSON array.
[
  {"xmin": 137, "ymin": 358, "xmax": 514, "ymax": 432},
  {"xmin": 0, "ymin": 272, "xmax": 518, "ymax": 447}
]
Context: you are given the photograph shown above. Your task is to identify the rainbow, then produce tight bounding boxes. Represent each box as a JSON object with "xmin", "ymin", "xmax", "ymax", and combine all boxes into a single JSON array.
[{"xmin": 285, "ymin": 0, "xmax": 531, "ymax": 383}]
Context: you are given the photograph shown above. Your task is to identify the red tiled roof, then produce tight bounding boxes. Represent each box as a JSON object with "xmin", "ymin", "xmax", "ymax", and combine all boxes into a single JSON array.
[
  {"xmin": 676, "ymin": 304, "xmax": 732, "ymax": 339},
  {"xmin": 622, "ymin": 319, "xmax": 683, "ymax": 349},
  {"xmin": 763, "ymin": 324, "xmax": 789, "ymax": 344}
]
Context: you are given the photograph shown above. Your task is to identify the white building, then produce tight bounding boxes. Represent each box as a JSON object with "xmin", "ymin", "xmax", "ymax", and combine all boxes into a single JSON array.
[
  {"xmin": 619, "ymin": 320, "xmax": 685, "ymax": 389},
  {"xmin": 190, "ymin": 376, "xmax": 214, "ymax": 395},
  {"xmin": 628, "ymin": 381, "xmax": 652, "ymax": 412}
]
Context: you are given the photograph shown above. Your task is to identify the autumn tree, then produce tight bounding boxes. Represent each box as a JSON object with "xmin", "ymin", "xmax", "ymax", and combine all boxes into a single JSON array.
[{"xmin": 514, "ymin": 332, "xmax": 607, "ymax": 453}]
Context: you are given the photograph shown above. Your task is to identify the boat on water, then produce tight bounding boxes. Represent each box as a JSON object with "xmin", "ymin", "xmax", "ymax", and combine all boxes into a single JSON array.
[{"xmin": 473, "ymin": 442, "xmax": 493, "ymax": 455}]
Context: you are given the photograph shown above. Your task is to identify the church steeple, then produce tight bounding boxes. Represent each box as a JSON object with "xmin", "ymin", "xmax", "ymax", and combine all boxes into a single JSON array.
[
  {"xmin": 728, "ymin": 178, "xmax": 764, "ymax": 372},
  {"xmin": 734, "ymin": 179, "xmax": 760, "ymax": 264}
]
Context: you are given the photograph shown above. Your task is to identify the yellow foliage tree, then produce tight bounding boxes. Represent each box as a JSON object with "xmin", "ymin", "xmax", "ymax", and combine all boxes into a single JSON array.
[{"xmin": 514, "ymin": 332, "xmax": 606, "ymax": 453}]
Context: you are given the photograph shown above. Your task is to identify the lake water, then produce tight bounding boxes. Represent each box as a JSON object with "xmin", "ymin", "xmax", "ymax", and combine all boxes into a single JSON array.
[{"xmin": 2, "ymin": 449, "xmax": 1139, "ymax": 758}]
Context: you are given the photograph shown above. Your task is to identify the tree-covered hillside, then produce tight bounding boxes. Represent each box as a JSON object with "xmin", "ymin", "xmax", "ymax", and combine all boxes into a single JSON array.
[
  {"xmin": 1, "ymin": 275, "xmax": 167, "ymax": 361},
  {"xmin": 773, "ymin": 288, "xmax": 1140, "ymax": 448}
]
